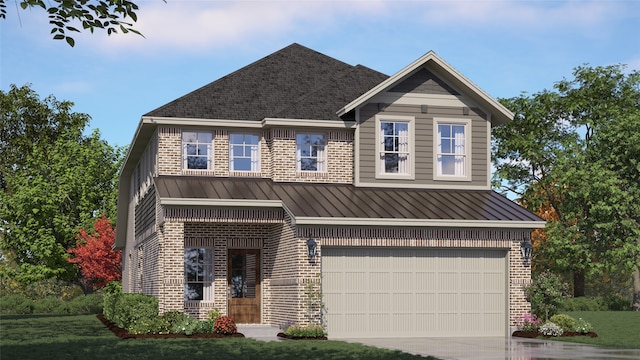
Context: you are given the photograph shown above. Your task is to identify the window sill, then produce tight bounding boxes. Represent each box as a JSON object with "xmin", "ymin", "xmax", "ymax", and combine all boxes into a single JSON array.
[
  {"xmin": 229, "ymin": 170, "xmax": 262, "ymax": 177},
  {"xmin": 433, "ymin": 175, "xmax": 472, "ymax": 182},
  {"xmin": 375, "ymin": 173, "xmax": 415, "ymax": 180},
  {"xmin": 182, "ymin": 169, "xmax": 216, "ymax": 176},
  {"xmin": 296, "ymin": 171, "xmax": 329, "ymax": 178}
]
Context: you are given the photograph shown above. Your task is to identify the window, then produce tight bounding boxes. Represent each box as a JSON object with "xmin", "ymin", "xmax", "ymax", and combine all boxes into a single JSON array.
[
  {"xmin": 296, "ymin": 134, "xmax": 326, "ymax": 172},
  {"xmin": 379, "ymin": 120, "xmax": 411, "ymax": 175},
  {"xmin": 184, "ymin": 248, "xmax": 214, "ymax": 301},
  {"xmin": 435, "ymin": 120, "xmax": 470, "ymax": 179},
  {"xmin": 182, "ymin": 132, "xmax": 213, "ymax": 170},
  {"xmin": 229, "ymin": 134, "xmax": 260, "ymax": 172}
]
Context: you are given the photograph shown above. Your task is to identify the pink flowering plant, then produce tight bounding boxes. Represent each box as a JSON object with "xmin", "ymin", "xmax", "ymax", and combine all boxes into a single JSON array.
[
  {"xmin": 516, "ymin": 312, "xmax": 542, "ymax": 332},
  {"xmin": 213, "ymin": 316, "xmax": 237, "ymax": 335}
]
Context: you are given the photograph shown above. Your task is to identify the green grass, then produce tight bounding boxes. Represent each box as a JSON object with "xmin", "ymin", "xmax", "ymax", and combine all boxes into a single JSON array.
[
  {"xmin": 547, "ymin": 311, "xmax": 640, "ymax": 349},
  {"xmin": 0, "ymin": 314, "xmax": 435, "ymax": 360}
]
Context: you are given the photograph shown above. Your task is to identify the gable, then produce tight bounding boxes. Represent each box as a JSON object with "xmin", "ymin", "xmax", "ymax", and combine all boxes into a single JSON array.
[{"xmin": 389, "ymin": 68, "xmax": 460, "ymax": 96}]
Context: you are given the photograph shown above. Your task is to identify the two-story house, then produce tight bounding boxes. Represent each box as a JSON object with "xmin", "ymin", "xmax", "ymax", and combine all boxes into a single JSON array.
[{"xmin": 115, "ymin": 43, "xmax": 544, "ymax": 338}]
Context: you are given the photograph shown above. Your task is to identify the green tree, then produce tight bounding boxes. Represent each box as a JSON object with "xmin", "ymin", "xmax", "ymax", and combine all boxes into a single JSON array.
[
  {"xmin": 0, "ymin": 0, "xmax": 146, "ymax": 46},
  {"xmin": 493, "ymin": 65, "xmax": 640, "ymax": 308},
  {"xmin": 0, "ymin": 84, "xmax": 123, "ymax": 290}
]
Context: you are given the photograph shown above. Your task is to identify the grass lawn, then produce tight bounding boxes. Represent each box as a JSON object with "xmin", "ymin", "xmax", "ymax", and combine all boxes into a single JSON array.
[
  {"xmin": 548, "ymin": 311, "xmax": 640, "ymax": 349},
  {"xmin": 0, "ymin": 314, "xmax": 435, "ymax": 360}
]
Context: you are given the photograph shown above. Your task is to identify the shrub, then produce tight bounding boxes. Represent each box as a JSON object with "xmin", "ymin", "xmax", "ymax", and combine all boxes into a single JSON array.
[
  {"xmin": 525, "ymin": 270, "xmax": 564, "ymax": 321},
  {"xmin": 67, "ymin": 294, "xmax": 103, "ymax": 314},
  {"xmin": 603, "ymin": 293, "xmax": 631, "ymax": 311},
  {"xmin": 112, "ymin": 293, "xmax": 158, "ymax": 330},
  {"xmin": 559, "ymin": 296, "xmax": 606, "ymax": 311},
  {"xmin": 549, "ymin": 314, "xmax": 576, "ymax": 333},
  {"xmin": 284, "ymin": 323, "xmax": 326, "ymax": 338},
  {"xmin": 102, "ymin": 282, "xmax": 122, "ymax": 322},
  {"xmin": 161, "ymin": 310, "xmax": 191, "ymax": 328},
  {"xmin": 515, "ymin": 312, "xmax": 542, "ymax": 331},
  {"xmin": 214, "ymin": 316, "xmax": 237, "ymax": 335},
  {"xmin": 128, "ymin": 317, "xmax": 171, "ymax": 335},
  {"xmin": 207, "ymin": 308, "xmax": 222, "ymax": 323},
  {"xmin": 0, "ymin": 294, "xmax": 33, "ymax": 314},
  {"xmin": 32, "ymin": 296, "xmax": 64, "ymax": 314},
  {"xmin": 574, "ymin": 318, "xmax": 593, "ymax": 334},
  {"xmin": 195, "ymin": 319, "xmax": 216, "ymax": 334},
  {"xmin": 171, "ymin": 315, "xmax": 199, "ymax": 335},
  {"xmin": 539, "ymin": 322, "xmax": 563, "ymax": 337}
]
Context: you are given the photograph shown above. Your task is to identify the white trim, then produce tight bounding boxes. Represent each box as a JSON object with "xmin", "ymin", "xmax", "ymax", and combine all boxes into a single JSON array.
[
  {"xmin": 295, "ymin": 217, "xmax": 545, "ymax": 228},
  {"xmin": 159, "ymin": 198, "xmax": 283, "ymax": 207},
  {"xmin": 354, "ymin": 181, "xmax": 491, "ymax": 190},
  {"xmin": 143, "ymin": 116, "xmax": 263, "ymax": 128},
  {"xmin": 262, "ymin": 118, "xmax": 356, "ymax": 129},
  {"xmin": 433, "ymin": 118, "xmax": 472, "ymax": 181},
  {"xmin": 336, "ymin": 51, "xmax": 513, "ymax": 125},
  {"xmin": 375, "ymin": 115, "xmax": 415, "ymax": 180},
  {"xmin": 142, "ymin": 116, "xmax": 357, "ymax": 129},
  {"xmin": 371, "ymin": 92, "xmax": 476, "ymax": 108}
]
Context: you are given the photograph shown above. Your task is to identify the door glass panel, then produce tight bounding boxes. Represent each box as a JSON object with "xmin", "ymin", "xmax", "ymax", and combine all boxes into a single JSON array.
[{"xmin": 230, "ymin": 252, "xmax": 257, "ymax": 299}]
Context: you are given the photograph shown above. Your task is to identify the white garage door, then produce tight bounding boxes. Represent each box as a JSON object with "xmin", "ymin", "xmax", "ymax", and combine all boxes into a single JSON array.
[{"xmin": 322, "ymin": 247, "xmax": 507, "ymax": 338}]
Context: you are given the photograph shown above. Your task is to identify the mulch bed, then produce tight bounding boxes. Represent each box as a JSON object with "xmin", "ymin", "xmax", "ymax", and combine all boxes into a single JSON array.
[
  {"xmin": 276, "ymin": 332, "xmax": 328, "ymax": 340},
  {"xmin": 512, "ymin": 330, "xmax": 598, "ymax": 338},
  {"xmin": 96, "ymin": 314, "xmax": 245, "ymax": 339}
]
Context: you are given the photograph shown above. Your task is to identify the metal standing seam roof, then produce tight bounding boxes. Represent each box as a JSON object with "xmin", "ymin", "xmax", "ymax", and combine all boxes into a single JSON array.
[{"xmin": 154, "ymin": 176, "xmax": 544, "ymax": 227}]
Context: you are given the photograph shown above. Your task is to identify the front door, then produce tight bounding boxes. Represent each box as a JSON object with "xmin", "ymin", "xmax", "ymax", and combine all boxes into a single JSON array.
[{"xmin": 227, "ymin": 249, "xmax": 260, "ymax": 323}]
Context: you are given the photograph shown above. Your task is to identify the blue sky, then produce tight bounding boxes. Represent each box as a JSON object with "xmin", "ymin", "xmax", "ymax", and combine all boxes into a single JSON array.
[{"xmin": 2, "ymin": 0, "xmax": 639, "ymax": 148}]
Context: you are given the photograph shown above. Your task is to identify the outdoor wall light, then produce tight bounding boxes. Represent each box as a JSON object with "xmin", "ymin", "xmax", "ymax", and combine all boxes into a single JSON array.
[
  {"xmin": 520, "ymin": 241, "xmax": 533, "ymax": 261},
  {"xmin": 306, "ymin": 238, "xmax": 317, "ymax": 258}
]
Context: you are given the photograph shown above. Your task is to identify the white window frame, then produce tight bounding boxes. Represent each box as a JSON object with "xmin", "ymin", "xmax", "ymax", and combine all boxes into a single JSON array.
[
  {"xmin": 182, "ymin": 131, "xmax": 213, "ymax": 171},
  {"xmin": 184, "ymin": 248, "xmax": 214, "ymax": 301},
  {"xmin": 229, "ymin": 133, "xmax": 260, "ymax": 173},
  {"xmin": 433, "ymin": 118, "xmax": 472, "ymax": 181},
  {"xmin": 296, "ymin": 133, "xmax": 327, "ymax": 172},
  {"xmin": 375, "ymin": 115, "xmax": 415, "ymax": 179}
]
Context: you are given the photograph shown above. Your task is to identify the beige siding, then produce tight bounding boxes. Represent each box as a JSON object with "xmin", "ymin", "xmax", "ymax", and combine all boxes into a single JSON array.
[
  {"xmin": 322, "ymin": 247, "xmax": 507, "ymax": 338},
  {"xmin": 358, "ymin": 102, "xmax": 489, "ymax": 187}
]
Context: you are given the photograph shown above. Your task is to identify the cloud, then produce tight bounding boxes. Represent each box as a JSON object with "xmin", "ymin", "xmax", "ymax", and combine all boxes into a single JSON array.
[
  {"xmin": 86, "ymin": 0, "xmax": 388, "ymax": 54},
  {"xmin": 45, "ymin": 0, "xmax": 632, "ymax": 57}
]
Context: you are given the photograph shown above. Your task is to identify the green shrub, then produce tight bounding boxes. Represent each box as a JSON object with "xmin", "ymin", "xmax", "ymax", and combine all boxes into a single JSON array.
[
  {"xmin": 195, "ymin": 319, "xmax": 216, "ymax": 334},
  {"xmin": 559, "ymin": 296, "xmax": 606, "ymax": 311},
  {"xmin": 574, "ymin": 317, "xmax": 593, "ymax": 334},
  {"xmin": 603, "ymin": 293, "xmax": 631, "ymax": 311},
  {"xmin": 207, "ymin": 308, "xmax": 222, "ymax": 322},
  {"xmin": 102, "ymin": 282, "xmax": 122, "ymax": 322},
  {"xmin": 283, "ymin": 323, "xmax": 326, "ymax": 338},
  {"xmin": 160, "ymin": 310, "xmax": 192, "ymax": 328},
  {"xmin": 128, "ymin": 317, "xmax": 171, "ymax": 335},
  {"xmin": 0, "ymin": 294, "xmax": 33, "ymax": 314},
  {"xmin": 171, "ymin": 315, "xmax": 199, "ymax": 335},
  {"xmin": 112, "ymin": 293, "xmax": 158, "ymax": 330},
  {"xmin": 525, "ymin": 270, "xmax": 564, "ymax": 321},
  {"xmin": 67, "ymin": 294, "xmax": 103, "ymax": 314},
  {"xmin": 32, "ymin": 296, "xmax": 64, "ymax": 314},
  {"xmin": 549, "ymin": 314, "xmax": 577, "ymax": 332}
]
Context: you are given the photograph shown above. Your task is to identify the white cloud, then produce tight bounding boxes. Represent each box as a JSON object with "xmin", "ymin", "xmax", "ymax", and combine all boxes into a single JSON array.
[{"xmin": 85, "ymin": 0, "xmax": 388, "ymax": 54}]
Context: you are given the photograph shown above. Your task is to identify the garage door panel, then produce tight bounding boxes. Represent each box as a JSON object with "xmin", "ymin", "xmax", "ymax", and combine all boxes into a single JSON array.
[{"xmin": 323, "ymin": 247, "xmax": 507, "ymax": 338}]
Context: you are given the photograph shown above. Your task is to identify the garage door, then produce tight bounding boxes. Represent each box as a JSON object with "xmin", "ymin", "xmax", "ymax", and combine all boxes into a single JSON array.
[{"xmin": 322, "ymin": 247, "xmax": 507, "ymax": 338}]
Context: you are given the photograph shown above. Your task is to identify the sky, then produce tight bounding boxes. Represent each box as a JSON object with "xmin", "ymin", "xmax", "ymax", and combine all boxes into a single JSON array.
[{"xmin": 1, "ymin": 0, "xmax": 639, "ymax": 148}]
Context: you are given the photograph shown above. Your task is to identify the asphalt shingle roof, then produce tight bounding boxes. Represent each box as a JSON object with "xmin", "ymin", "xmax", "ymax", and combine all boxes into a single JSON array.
[{"xmin": 144, "ymin": 43, "xmax": 389, "ymax": 121}]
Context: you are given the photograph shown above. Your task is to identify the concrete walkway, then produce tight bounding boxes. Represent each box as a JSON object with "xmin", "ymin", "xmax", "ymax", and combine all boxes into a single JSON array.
[
  {"xmin": 237, "ymin": 324, "xmax": 281, "ymax": 341},
  {"xmin": 343, "ymin": 336, "xmax": 640, "ymax": 359}
]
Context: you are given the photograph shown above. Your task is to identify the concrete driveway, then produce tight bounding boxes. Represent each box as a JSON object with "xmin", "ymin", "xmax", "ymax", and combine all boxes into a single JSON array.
[{"xmin": 343, "ymin": 336, "xmax": 640, "ymax": 359}]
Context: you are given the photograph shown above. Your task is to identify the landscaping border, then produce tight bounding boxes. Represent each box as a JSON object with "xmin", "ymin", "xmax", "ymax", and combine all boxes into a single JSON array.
[{"xmin": 96, "ymin": 314, "xmax": 245, "ymax": 339}]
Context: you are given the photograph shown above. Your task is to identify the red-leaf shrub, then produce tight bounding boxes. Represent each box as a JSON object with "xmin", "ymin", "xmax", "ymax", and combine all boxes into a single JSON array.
[
  {"xmin": 67, "ymin": 215, "xmax": 121, "ymax": 290},
  {"xmin": 214, "ymin": 316, "xmax": 237, "ymax": 335}
]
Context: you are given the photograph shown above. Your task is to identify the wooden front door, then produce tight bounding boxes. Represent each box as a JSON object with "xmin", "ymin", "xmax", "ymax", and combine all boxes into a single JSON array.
[{"xmin": 227, "ymin": 249, "xmax": 261, "ymax": 323}]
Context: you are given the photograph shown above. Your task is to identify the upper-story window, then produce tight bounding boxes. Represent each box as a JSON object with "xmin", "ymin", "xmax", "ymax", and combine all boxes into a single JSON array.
[
  {"xmin": 182, "ymin": 132, "xmax": 213, "ymax": 170},
  {"xmin": 229, "ymin": 133, "xmax": 260, "ymax": 172},
  {"xmin": 296, "ymin": 134, "xmax": 327, "ymax": 172},
  {"xmin": 184, "ymin": 248, "xmax": 214, "ymax": 301},
  {"xmin": 434, "ymin": 119, "xmax": 471, "ymax": 180},
  {"xmin": 376, "ymin": 116, "xmax": 414, "ymax": 178}
]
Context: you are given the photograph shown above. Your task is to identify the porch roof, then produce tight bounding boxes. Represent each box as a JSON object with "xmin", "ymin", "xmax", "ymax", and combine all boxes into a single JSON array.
[{"xmin": 154, "ymin": 176, "xmax": 544, "ymax": 229}]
